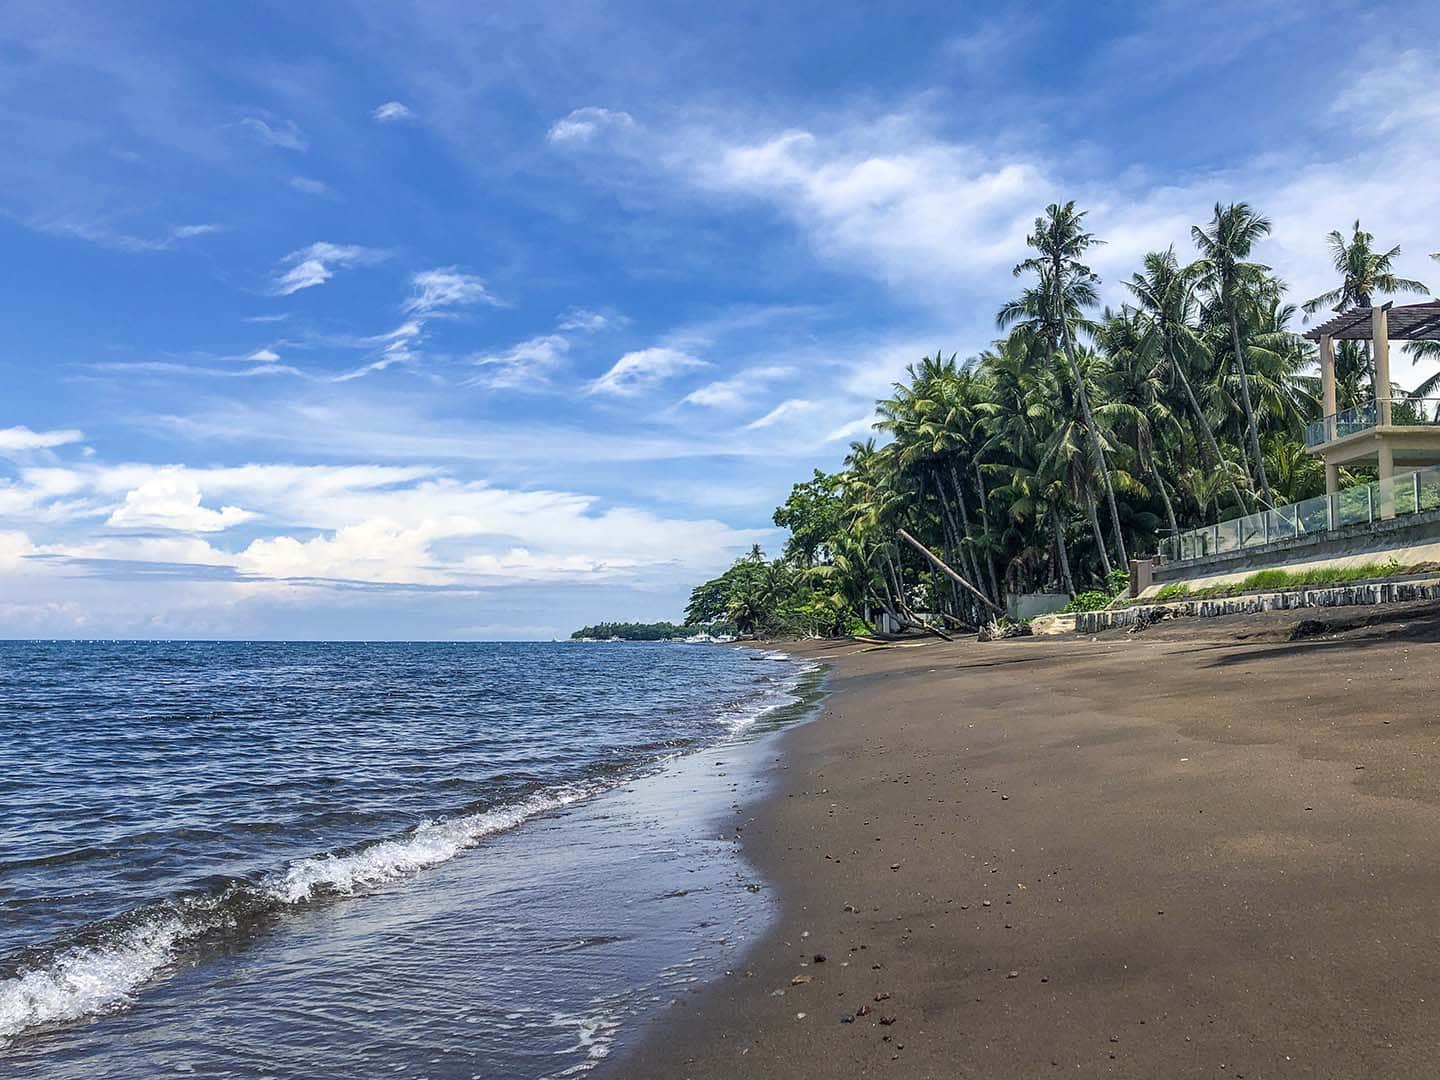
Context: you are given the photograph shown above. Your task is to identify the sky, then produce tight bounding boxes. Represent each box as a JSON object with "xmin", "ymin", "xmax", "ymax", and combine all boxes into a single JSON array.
[{"xmin": 3, "ymin": 0, "xmax": 1440, "ymax": 639}]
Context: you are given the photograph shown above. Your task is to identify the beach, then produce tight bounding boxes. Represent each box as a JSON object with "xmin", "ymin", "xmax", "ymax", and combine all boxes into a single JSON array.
[{"xmin": 619, "ymin": 606, "xmax": 1440, "ymax": 1079}]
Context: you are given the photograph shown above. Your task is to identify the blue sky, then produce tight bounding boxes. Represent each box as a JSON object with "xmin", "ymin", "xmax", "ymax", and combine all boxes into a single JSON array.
[{"xmin": 3, "ymin": 0, "xmax": 1440, "ymax": 639}]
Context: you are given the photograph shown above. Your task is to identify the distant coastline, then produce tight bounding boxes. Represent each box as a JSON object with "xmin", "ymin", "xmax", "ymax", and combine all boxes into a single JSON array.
[{"xmin": 569, "ymin": 620, "xmax": 736, "ymax": 642}]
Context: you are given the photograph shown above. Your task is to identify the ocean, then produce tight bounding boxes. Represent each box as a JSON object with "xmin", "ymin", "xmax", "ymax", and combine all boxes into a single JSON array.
[{"xmin": 0, "ymin": 640, "xmax": 821, "ymax": 1078}]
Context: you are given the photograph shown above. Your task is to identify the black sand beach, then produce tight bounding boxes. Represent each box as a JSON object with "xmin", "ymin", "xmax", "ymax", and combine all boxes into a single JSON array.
[{"xmin": 618, "ymin": 606, "xmax": 1440, "ymax": 1078}]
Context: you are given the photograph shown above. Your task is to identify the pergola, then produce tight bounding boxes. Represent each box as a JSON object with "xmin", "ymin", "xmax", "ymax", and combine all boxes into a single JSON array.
[{"xmin": 1303, "ymin": 300, "xmax": 1440, "ymax": 494}]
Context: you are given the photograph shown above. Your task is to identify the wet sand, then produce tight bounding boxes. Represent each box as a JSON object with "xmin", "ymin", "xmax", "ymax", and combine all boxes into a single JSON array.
[{"xmin": 618, "ymin": 605, "xmax": 1440, "ymax": 1078}]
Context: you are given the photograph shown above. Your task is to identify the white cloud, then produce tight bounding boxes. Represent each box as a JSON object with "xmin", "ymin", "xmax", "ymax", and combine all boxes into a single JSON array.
[
  {"xmin": 558, "ymin": 308, "xmax": 612, "ymax": 332},
  {"xmin": 241, "ymin": 116, "xmax": 307, "ymax": 152},
  {"xmin": 106, "ymin": 471, "xmax": 256, "ymax": 533},
  {"xmin": 744, "ymin": 398, "xmax": 814, "ymax": 430},
  {"xmin": 273, "ymin": 242, "xmax": 388, "ymax": 295},
  {"xmin": 372, "ymin": 101, "xmax": 415, "ymax": 123},
  {"xmin": 547, "ymin": 107, "xmax": 636, "ymax": 144},
  {"xmin": 682, "ymin": 365, "xmax": 794, "ymax": 408},
  {"xmin": 289, "ymin": 176, "xmax": 333, "ymax": 196},
  {"xmin": 331, "ymin": 321, "xmax": 423, "ymax": 382},
  {"xmin": 590, "ymin": 347, "xmax": 705, "ymax": 396},
  {"xmin": 0, "ymin": 426, "xmax": 85, "ymax": 452},
  {"xmin": 247, "ymin": 348, "xmax": 281, "ymax": 363},
  {"xmin": 825, "ymin": 415, "xmax": 876, "ymax": 443},
  {"xmin": 404, "ymin": 268, "xmax": 503, "ymax": 314},
  {"xmin": 473, "ymin": 334, "xmax": 570, "ymax": 389}
]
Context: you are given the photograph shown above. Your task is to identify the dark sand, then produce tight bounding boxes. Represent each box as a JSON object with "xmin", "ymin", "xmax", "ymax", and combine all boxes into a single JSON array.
[{"xmin": 620, "ymin": 604, "xmax": 1440, "ymax": 1078}]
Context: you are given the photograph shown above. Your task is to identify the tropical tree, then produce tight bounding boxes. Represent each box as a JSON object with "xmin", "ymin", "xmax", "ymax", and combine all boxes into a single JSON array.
[
  {"xmin": 1192, "ymin": 202, "xmax": 1276, "ymax": 504},
  {"xmin": 1000, "ymin": 202, "xmax": 1128, "ymax": 570},
  {"xmin": 1302, "ymin": 221, "xmax": 1427, "ymax": 316}
]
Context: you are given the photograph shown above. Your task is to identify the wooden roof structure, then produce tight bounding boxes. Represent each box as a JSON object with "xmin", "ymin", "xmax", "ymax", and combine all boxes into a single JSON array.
[{"xmin": 1304, "ymin": 300, "xmax": 1440, "ymax": 342}]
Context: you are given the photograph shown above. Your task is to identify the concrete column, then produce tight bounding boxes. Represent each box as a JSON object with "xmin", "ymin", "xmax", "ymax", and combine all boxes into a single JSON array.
[
  {"xmin": 1319, "ymin": 334, "xmax": 1337, "ymax": 418},
  {"xmin": 1373, "ymin": 304, "xmax": 1392, "ymax": 426},
  {"xmin": 1379, "ymin": 440, "xmax": 1395, "ymax": 519},
  {"xmin": 1325, "ymin": 462, "xmax": 1340, "ymax": 494}
]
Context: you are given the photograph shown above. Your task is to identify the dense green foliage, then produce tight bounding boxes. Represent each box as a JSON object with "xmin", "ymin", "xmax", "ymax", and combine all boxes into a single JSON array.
[
  {"xmin": 681, "ymin": 203, "xmax": 1437, "ymax": 638},
  {"xmin": 569, "ymin": 621, "xmax": 732, "ymax": 641}
]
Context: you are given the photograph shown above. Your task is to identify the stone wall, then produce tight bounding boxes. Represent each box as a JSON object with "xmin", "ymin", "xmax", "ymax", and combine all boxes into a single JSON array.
[{"xmin": 1076, "ymin": 578, "xmax": 1440, "ymax": 634}]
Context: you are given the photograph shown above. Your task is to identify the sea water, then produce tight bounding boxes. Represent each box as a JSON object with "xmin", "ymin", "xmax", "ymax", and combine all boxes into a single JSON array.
[{"xmin": 0, "ymin": 640, "xmax": 819, "ymax": 1078}]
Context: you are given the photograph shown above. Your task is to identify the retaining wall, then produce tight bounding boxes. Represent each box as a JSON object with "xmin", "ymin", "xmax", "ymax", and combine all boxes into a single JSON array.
[{"xmin": 1076, "ymin": 578, "xmax": 1440, "ymax": 634}]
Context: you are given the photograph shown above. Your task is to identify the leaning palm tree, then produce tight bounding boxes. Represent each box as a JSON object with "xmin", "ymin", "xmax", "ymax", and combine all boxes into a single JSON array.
[
  {"xmin": 999, "ymin": 202, "xmax": 1128, "ymax": 569},
  {"xmin": 1191, "ymin": 202, "xmax": 1275, "ymax": 505},
  {"xmin": 1302, "ymin": 221, "xmax": 1428, "ymax": 316}
]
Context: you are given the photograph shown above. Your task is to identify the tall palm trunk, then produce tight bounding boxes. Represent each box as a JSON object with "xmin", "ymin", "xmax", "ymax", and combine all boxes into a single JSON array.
[
  {"xmin": 1226, "ymin": 304, "xmax": 1272, "ymax": 504},
  {"xmin": 1152, "ymin": 464, "xmax": 1179, "ymax": 544},
  {"xmin": 943, "ymin": 462, "xmax": 989, "ymax": 603},
  {"xmin": 1083, "ymin": 484, "xmax": 1112, "ymax": 578},
  {"xmin": 1050, "ymin": 508, "xmax": 1075, "ymax": 596},
  {"xmin": 1167, "ymin": 341, "xmax": 1248, "ymax": 512},
  {"xmin": 971, "ymin": 460, "xmax": 1002, "ymax": 602},
  {"xmin": 1058, "ymin": 319, "xmax": 1128, "ymax": 569}
]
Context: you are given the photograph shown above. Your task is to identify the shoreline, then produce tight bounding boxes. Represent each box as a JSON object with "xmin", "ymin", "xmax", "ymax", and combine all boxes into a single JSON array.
[{"xmin": 614, "ymin": 609, "xmax": 1440, "ymax": 1078}]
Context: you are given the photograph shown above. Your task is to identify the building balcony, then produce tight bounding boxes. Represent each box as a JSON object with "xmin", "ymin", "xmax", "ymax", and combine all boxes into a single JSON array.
[{"xmin": 1304, "ymin": 399, "xmax": 1440, "ymax": 450}]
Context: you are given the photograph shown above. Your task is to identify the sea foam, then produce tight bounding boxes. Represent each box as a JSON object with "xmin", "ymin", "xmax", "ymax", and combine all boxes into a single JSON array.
[{"xmin": 0, "ymin": 788, "xmax": 588, "ymax": 1045}]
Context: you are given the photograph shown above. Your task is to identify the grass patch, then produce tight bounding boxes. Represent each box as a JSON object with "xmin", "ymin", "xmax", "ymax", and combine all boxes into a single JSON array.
[{"xmin": 1132, "ymin": 559, "xmax": 1408, "ymax": 605}]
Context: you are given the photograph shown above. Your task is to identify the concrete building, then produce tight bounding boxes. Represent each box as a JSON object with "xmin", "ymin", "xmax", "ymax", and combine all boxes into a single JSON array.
[{"xmin": 1306, "ymin": 301, "xmax": 1440, "ymax": 513}]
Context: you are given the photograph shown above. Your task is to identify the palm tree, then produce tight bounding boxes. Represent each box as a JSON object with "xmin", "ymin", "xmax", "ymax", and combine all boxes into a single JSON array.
[
  {"xmin": 1000, "ymin": 202, "xmax": 1128, "ymax": 569},
  {"xmin": 1124, "ymin": 248, "xmax": 1250, "ymax": 515},
  {"xmin": 1192, "ymin": 202, "xmax": 1275, "ymax": 505},
  {"xmin": 1302, "ymin": 221, "xmax": 1428, "ymax": 316}
]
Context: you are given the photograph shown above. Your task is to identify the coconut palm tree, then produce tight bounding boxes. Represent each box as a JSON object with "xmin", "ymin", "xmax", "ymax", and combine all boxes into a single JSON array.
[
  {"xmin": 1124, "ymin": 247, "xmax": 1250, "ymax": 515},
  {"xmin": 1302, "ymin": 221, "xmax": 1428, "ymax": 316},
  {"xmin": 1191, "ymin": 202, "xmax": 1275, "ymax": 505},
  {"xmin": 999, "ymin": 202, "xmax": 1128, "ymax": 570}
]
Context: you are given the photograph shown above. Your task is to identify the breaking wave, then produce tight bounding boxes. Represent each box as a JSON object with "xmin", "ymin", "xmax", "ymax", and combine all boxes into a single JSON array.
[{"xmin": 0, "ymin": 787, "xmax": 589, "ymax": 1044}]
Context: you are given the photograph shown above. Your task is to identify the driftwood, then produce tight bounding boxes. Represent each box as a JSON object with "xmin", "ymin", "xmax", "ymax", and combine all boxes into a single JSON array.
[{"xmin": 896, "ymin": 528, "xmax": 1005, "ymax": 616}]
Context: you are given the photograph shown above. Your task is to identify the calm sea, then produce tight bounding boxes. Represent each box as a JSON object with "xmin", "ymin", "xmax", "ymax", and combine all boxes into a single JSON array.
[{"xmin": 0, "ymin": 640, "xmax": 820, "ymax": 1078}]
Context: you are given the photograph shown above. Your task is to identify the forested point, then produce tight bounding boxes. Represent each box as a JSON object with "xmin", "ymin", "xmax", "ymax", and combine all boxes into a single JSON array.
[
  {"xmin": 568, "ymin": 621, "xmax": 734, "ymax": 640},
  {"xmin": 682, "ymin": 204, "xmax": 1440, "ymax": 639}
]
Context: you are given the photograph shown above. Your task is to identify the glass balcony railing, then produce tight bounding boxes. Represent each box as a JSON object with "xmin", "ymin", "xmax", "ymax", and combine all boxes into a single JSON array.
[
  {"xmin": 1167, "ymin": 460, "xmax": 1440, "ymax": 563},
  {"xmin": 1304, "ymin": 398, "xmax": 1440, "ymax": 447}
]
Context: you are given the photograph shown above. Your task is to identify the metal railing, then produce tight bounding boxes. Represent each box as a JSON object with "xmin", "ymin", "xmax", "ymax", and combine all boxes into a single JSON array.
[
  {"xmin": 1304, "ymin": 398, "xmax": 1440, "ymax": 448},
  {"xmin": 1167, "ymin": 461, "xmax": 1440, "ymax": 562}
]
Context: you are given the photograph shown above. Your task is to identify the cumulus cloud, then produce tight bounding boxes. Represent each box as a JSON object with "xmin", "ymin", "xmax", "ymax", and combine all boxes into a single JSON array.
[
  {"xmin": 547, "ymin": 107, "xmax": 636, "ymax": 144},
  {"xmin": 590, "ymin": 347, "xmax": 705, "ymax": 396},
  {"xmin": 273, "ymin": 242, "xmax": 388, "ymax": 295},
  {"xmin": 372, "ymin": 101, "xmax": 415, "ymax": 123},
  {"xmin": 0, "ymin": 426, "xmax": 85, "ymax": 452},
  {"xmin": 241, "ymin": 115, "xmax": 307, "ymax": 151},
  {"xmin": 247, "ymin": 348, "xmax": 281, "ymax": 363},
  {"xmin": 106, "ymin": 471, "xmax": 256, "ymax": 532},
  {"xmin": 404, "ymin": 268, "xmax": 503, "ymax": 314}
]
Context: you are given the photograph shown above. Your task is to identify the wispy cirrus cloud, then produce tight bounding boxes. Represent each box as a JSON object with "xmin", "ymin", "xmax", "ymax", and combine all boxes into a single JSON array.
[
  {"xmin": 472, "ymin": 334, "xmax": 570, "ymax": 390},
  {"xmin": 404, "ymin": 268, "xmax": 504, "ymax": 314},
  {"xmin": 744, "ymin": 398, "xmax": 815, "ymax": 430},
  {"xmin": 590, "ymin": 347, "xmax": 705, "ymax": 396},
  {"xmin": 547, "ymin": 107, "xmax": 636, "ymax": 144},
  {"xmin": 683, "ymin": 365, "xmax": 794, "ymax": 408},
  {"xmin": 241, "ymin": 115, "xmax": 307, "ymax": 151},
  {"xmin": 288, "ymin": 176, "xmax": 334, "ymax": 197},
  {"xmin": 273, "ymin": 242, "xmax": 389, "ymax": 295},
  {"xmin": 372, "ymin": 101, "xmax": 415, "ymax": 123}
]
